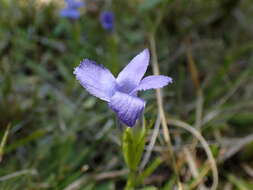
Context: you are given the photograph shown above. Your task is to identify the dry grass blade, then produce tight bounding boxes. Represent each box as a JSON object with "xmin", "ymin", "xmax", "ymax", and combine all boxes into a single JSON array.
[
  {"xmin": 185, "ymin": 47, "xmax": 207, "ymax": 190},
  {"xmin": 168, "ymin": 119, "xmax": 219, "ymax": 190},
  {"xmin": 188, "ymin": 163, "xmax": 211, "ymax": 190},
  {"xmin": 0, "ymin": 124, "xmax": 11, "ymax": 163},
  {"xmin": 63, "ymin": 170, "xmax": 128, "ymax": 190},
  {"xmin": 149, "ymin": 34, "xmax": 171, "ymax": 146},
  {"xmin": 140, "ymin": 115, "xmax": 161, "ymax": 170},
  {"xmin": 195, "ymin": 90, "xmax": 204, "ymax": 130},
  {"xmin": 203, "ymin": 70, "xmax": 251, "ymax": 126},
  {"xmin": 184, "ymin": 147, "xmax": 210, "ymax": 190},
  {"xmin": 149, "ymin": 33, "xmax": 183, "ymax": 190},
  {"xmin": 213, "ymin": 69, "xmax": 251, "ymax": 108},
  {"xmin": 218, "ymin": 134, "xmax": 253, "ymax": 163},
  {"xmin": 183, "ymin": 148, "xmax": 199, "ymax": 178},
  {"xmin": 242, "ymin": 164, "xmax": 253, "ymax": 178},
  {"xmin": 63, "ymin": 176, "xmax": 88, "ymax": 190},
  {"xmin": 186, "ymin": 45, "xmax": 200, "ymax": 90},
  {"xmin": 0, "ymin": 169, "xmax": 37, "ymax": 181},
  {"xmin": 94, "ymin": 169, "xmax": 128, "ymax": 181}
]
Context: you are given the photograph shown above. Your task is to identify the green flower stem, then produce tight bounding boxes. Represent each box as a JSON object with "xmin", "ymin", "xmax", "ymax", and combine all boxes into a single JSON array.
[
  {"xmin": 125, "ymin": 170, "xmax": 137, "ymax": 190},
  {"xmin": 73, "ymin": 21, "xmax": 81, "ymax": 43},
  {"xmin": 122, "ymin": 126, "xmax": 146, "ymax": 190},
  {"xmin": 106, "ymin": 34, "xmax": 119, "ymax": 75}
]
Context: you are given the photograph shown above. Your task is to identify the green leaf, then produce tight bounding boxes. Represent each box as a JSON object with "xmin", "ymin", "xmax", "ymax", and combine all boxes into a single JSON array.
[
  {"xmin": 122, "ymin": 126, "xmax": 147, "ymax": 172},
  {"xmin": 133, "ymin": 126, "xmax": 147, "ymax": 170},
  {"xmin": 96, "ymin": 182, "xmax": 115, "ymax": 190},
  {"xmin": 122, "ymin": 127, "xmax": 135, "ymax": 170},
  {"xmin": 228, "ymin": 174, "xmax": 253, "ymax": 190},
  {"xmin": 5, "ymin": 129, "xmax": 48, "ymax": 153},
  {"xmin": 139, "ymin": 157, "xmax": 162, "ymax": 182},
  {"xmin": 138, "ymin": 186, "xmax": 157, "ymax": 190},
  {"xmin": 162, "ymin": 175, "xmax": 176, "ymax": 190}
]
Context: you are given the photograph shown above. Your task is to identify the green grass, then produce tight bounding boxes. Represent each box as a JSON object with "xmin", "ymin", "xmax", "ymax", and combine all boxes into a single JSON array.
[{"xmin": 1, "ymin": 0, "xmax": 253, "ymax": 189}]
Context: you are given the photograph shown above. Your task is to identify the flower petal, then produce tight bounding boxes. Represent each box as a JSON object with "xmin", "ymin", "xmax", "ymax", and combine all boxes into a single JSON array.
[
  {"xmin": 74, "ymin": 59, "xmax": 117, "ymax": 102},
  {"xmin": 116, "ymin": 49, "xmax": 150, "ymax": 93},
  {"xmin": 109, "ymin": 91, "xmax": 145, "ymax": 127},
  {"xmin": 131, "ymin": 75, "xmax": 173, "ymax": 93}
]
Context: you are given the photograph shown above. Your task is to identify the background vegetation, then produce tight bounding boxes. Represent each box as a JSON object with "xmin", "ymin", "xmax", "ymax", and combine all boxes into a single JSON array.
[{"xmin": 0, "ymin": 0, "xmax": 253, "ymax": 189}]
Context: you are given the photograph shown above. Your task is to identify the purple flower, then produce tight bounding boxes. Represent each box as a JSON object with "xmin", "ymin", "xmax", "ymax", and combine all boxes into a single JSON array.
[
  {"xmin": 74, "ymin": 49, "xmax": 173, "ymax": 127},
  {"xmin": 59, "ymin": 0, "xmax": 85, "ymax": 19},
  {"xmin": 60, "ymin": 8, "xmax": 81, "ymax": 19},
  {"xmin": 100, "ymin": 11, "xmax": 114, "ymax": 31}
]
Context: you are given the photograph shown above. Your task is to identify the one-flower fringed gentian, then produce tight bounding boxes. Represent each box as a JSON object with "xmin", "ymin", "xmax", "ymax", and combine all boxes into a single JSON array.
[
  {"xmin": 74, "ymin": 49, "xmax": 172, "ymax": 127},
  {"xmin": 100, "ymin": 11, "xmax": 114, "ymax": 32},
  {"xmin": 59, "ymin": 0, "xmax": 85, "ymax": 19}
]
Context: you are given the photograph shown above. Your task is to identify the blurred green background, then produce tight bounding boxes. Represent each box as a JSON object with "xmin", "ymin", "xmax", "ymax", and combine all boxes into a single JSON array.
[{"xmin": 0, "ymin": 0, "xmax": 253, "ymax": 189}]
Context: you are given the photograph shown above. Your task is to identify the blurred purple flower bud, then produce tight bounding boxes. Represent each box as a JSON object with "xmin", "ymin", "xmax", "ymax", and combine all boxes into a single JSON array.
[
  {"xmin": 65, "ymin": 0, "xmax": 85, "ymax": 9},
  {"xmin": 73, "ymin": 49, "xmax": 173, "ymax": 127},
  {"xmin": 60, "ymin": 0, "xmax": 85, "ymax": 19},
  {"xmin": 100, "ymin": 11, "xmax": 114, "ymax": 31},
  {"xmin": 60, "ymin": 8, "xmax": 81, "ymax": 19}
]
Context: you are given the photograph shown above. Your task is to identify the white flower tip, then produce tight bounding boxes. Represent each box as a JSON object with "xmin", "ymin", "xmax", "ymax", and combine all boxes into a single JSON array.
[
  {"xmin": 167, "ymin": 77, "xmax": 173, "ymax": 84},
  {"xmin": 143, "ymin": 48, "xmax": 150, "ymax": 57},
  {"xmin": 73, "ymin": 67, "xmax": 78, "ymax": 75}
]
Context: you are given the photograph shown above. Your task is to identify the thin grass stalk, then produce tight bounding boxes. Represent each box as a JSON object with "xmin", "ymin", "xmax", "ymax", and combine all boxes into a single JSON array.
[
  {"xmin": 149, "ymin": 32, "xmax": 183, "ymax": 190},
  {"xmin": 168, "ymin": 119, "xmax": 218, "ymax": 190}
]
